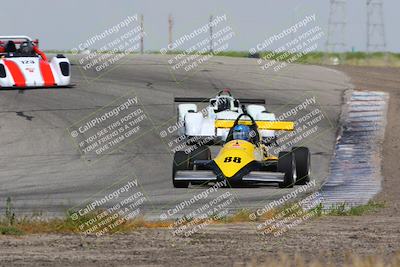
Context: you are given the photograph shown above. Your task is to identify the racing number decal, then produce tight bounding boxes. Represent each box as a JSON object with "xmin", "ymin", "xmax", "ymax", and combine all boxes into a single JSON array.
[
  {"xmin": 224, "ymin": 157, "xmax": 232, "ymax": 162},
  {"xmin": 223, "ymin": 157, "xmax": 242, "ymax": 163},
  {"xmin": 21, "ymin": 60, "xmax": 35, "ymax": 65}
]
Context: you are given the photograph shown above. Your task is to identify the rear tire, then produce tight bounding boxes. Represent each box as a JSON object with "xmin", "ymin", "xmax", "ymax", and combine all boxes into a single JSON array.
[
  {"xmin": 277, "ymin": 151, "xmax": 295, "ymax": 188},
  {"xmin": 172, "ymin": 151, "xmax": 191, "ymax": 188},
  {"xmin": 292, "ymin": 147, "xmax": 311, "ymax": 185}
]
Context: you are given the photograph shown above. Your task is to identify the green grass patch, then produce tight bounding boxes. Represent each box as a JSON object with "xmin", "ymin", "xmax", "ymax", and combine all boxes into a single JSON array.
[
  {"xmin": 0, "ymin": 197, "xmax": 386, "ymax": 235},
  {"xmin": 149, "ymin": 50, "xmax": 400, "ymax": 67},
  {"xmin": 323, "ymin": 201, "xmax": 385, "ymax": 216},
  {"xmin": 0, "ymin": 226, "xmax": 24, "ymax": 236},
  {"xmin": 44, "ymin": 49, "xmax": 400, "ymax": 67}
]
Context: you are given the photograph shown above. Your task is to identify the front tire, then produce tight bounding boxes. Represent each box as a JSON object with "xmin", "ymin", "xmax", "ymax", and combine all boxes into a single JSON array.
[
  {"xmin": 278, "ymin": 151, "xmax": 295, "ymax": 188},
  {"xmin": 190, "ymin": 146, "xmax": 211, "ymax": 168},
  {"xmin": 172, "ymin": 151, "xmax": 191, "ymax": 188},
  {"xmin": 292, "ymin": 147, "xmax": 311, "ymax": 185},
  {"xmin": 190, "ymin": 146, "xmax": 211, "ymax": 185}
]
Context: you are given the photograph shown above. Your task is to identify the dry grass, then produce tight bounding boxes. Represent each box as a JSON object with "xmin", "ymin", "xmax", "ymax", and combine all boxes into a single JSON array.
[
  {"xmin": 0, "ymin": 198, "xmax": 384, "ymax": 235},
  {"xmin": 0, "ymin": 208, "xmax": 277, "ymax": 235},
  {"xmin": 0, "ymin": 215, "xmax": 175, "ymax": 235}
]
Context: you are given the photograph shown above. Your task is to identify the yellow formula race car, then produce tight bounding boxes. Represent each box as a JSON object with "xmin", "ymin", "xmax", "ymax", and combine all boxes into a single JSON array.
[{"xmin": 172, "ymin": 113, "xmax": 311, "ymax": 188}]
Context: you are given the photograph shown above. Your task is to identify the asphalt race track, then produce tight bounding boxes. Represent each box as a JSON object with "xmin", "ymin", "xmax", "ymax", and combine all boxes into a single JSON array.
[{"xmin": 0, "ymin": 55, "xmax": 352, "ymax": 218}]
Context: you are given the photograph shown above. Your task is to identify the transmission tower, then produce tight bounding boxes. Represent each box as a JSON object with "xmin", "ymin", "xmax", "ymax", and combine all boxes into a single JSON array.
[
  {"xmin": 168, "ymin": 14, "xmax": 173, "ymax": 51},
  {"xmin": 325, "ymin": 0, "xmax": 347, "ymax": 64},
  {"xmin": 140, "ymin": 14, "xmax": 144, "ymax": 54},
  {"xmin": 209, "ymin": 15, "xmax": 214, "ymax": 53},
  {"xmin": 366, "ymin": 0, "xmax": 387, "ymax": 55}
]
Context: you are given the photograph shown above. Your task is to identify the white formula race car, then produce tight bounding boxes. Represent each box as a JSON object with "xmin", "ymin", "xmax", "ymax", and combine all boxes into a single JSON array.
[
  {"xmin": 0, "ymin": 36, "xmax": 70, "ymax": 88},
  {"xmin": 175, "ymin": 89, "xmax": 278, "ymax": 145}
]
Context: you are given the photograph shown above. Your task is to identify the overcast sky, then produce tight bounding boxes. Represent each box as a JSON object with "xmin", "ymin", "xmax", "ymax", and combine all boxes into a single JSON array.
[{"xmin": 3, "ymin": 0, "xmax": 398, "ymax": 52}]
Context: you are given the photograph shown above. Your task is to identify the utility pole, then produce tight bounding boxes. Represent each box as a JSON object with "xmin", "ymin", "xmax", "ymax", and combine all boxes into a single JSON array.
[
  {"xmin": 168, "ymin": 14, "xmax": 173, "ymax": 51},
  {"xmin": 367, "ymin": 0, "xmax": 387, "ymax": 63},
  {"xmin": 325, "ymin": 0, "xmax": 347, "ymax": 64},
  {"xmin": 209, "ymin": 15, "xmax": 214, "ymax": 53},
  {"xmin": 140, "ymin": 14, "xmax": 144, "ymax": 54}
]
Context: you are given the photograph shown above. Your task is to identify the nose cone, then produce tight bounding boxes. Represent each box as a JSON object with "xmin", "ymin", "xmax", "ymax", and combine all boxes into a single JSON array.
[{"xmin": 214, "ymin": 140, "xmax": 255, "ymax": 178}]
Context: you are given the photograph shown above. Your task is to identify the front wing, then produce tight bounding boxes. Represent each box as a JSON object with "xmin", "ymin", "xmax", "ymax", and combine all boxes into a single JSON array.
[
  {"xmin": 174, "ymin": 160, "xmax": 285, "ymax": 184},
  {"xmin": 174, "ymin": 170, "xmax": 285, "ymax": 183}
]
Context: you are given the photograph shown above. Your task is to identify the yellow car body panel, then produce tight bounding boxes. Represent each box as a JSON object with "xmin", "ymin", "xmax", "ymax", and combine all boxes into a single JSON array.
[
  {"xmin": 214, "ymin": 140, "xmax": 256, "ymax": 178},
  {"xmin": 264, "ymin": 156, "xmax": 278, "ymax": 160}
]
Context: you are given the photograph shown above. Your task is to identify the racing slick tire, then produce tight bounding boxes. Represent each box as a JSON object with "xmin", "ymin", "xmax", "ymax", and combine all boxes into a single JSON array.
[
  {"xmin": 277, "ymin": 151, "xmax": 295, "ymax": 188},
  {"xmin": 190, "ymin": 146, "xmax": 211, "ymax": 185},
  {"xmin": 172, "ymin": 151, "xmax": 191, "ymax": 188},
  {"xmin": 292, "ymin": 147, "xmax": 311, "ymax": 185},
  {"xmin": 190, "ymin": 146, "xmax": 211, "ymax": 167}
]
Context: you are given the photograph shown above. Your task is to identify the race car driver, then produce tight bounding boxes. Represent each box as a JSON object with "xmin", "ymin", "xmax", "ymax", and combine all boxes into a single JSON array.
[
  {"xmin": 18, "ymin": 41, "xmax": 48, "ymax": 61},
  {"xmin": 232, "ymin": 125, "xmax": 251, "ymax": 141},
  {"xmin": 0, "ymin": 41, "xmax": 47, "ymax": 61},
  {"xmin": 19, "ymin": 41, "xmax": 35, "ymax": 55}
]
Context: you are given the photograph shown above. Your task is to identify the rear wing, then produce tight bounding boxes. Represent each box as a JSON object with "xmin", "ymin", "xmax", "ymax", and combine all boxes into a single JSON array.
[
  {"xmin": 174, "ymin": 97, "xmax": 265, "ymax": 104},
  {"xmin": 215, "ymin": 120, "xmax": 294, "ymax": 131}
]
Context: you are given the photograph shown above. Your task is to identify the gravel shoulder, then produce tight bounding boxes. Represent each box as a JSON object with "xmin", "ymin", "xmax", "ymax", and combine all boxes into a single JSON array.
[{"xmin": 1, "ymin": 65, "xmax": 399, "ymax": 267}]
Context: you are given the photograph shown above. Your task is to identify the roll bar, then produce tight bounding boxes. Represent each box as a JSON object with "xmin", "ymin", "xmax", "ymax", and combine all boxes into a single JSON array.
[{"xmin": 0, "ymin": 36, "xmax": 39, "ymax": 47}]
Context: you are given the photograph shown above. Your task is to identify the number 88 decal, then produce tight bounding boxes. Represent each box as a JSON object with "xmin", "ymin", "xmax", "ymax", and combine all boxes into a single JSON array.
[{"xmin": 224, "ymin": 157, "xmax": 242, "ymax": 163}]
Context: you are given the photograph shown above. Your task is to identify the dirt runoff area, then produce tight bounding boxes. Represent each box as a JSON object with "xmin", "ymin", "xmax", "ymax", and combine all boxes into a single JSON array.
[{"xmin": 1, "ymin": 66, "xmax": 400, "ymax": 267}]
